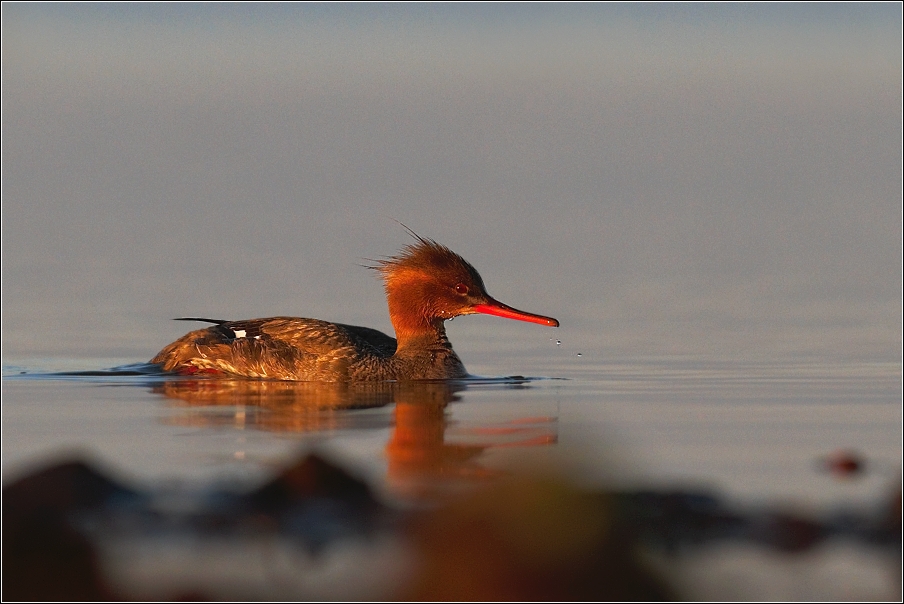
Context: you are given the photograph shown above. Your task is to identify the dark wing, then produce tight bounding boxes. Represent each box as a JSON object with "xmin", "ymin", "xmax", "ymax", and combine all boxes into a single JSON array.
[{"xmin": 333, "ymin": 323, "xmax": 397, "ymax": 356}]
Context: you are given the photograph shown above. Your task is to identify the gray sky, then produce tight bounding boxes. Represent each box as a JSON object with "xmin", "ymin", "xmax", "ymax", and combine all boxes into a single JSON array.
[{"xmin": 2, "ymin": 4, "xmax": 901, "ymax": 362}]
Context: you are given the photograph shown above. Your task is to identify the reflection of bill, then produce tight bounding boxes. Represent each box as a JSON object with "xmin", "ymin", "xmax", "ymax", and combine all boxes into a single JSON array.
[{"xmin": 152, "ymin": 379, "xmax": 557, "ymax": 501}]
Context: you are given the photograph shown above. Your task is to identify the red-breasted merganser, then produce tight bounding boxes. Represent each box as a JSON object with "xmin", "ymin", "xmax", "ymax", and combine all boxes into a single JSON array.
[{"xmin": 151, "ymin": 235, "xmax": 558, "ymax": 381}]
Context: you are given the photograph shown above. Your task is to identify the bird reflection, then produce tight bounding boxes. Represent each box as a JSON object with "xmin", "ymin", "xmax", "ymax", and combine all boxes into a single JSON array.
[
  {"xmin": 154, "ymin": 379, "xmax": 396, "ymax": 432},
  {"xmin": 151, "ymin": 379, "xmax": 556, "ymax": 500}
]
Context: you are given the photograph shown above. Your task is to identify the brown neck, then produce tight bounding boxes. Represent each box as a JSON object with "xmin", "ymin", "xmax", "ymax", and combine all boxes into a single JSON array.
[
  {"xmin": 392, "ymin": 317, "xmax": 451, "ymax": 353},
  {"xmin": 386, "ymin": 289, "xmax": 450, "ymax": 353}
]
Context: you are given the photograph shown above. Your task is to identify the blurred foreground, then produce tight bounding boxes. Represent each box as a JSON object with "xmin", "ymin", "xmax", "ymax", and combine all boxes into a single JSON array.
[{"xmin": 4, "ymin": 450, "xmax": 899, "ymax": 601}]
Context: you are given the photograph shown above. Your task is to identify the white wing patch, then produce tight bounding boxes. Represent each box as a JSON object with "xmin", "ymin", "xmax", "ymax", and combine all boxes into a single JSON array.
[{"xmin": 233, "ymin": 329, "xmax": 247, "ymax": 339}]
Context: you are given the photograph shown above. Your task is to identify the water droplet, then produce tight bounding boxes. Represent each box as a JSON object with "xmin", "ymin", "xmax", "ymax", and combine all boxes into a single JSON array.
[
  {"xmin": 576, "ymin": 353, "xmax": 582, "ymax": 357},
  {"xmin": 556, "ymin": 340, "xmax": 561, "ymax": 347}
]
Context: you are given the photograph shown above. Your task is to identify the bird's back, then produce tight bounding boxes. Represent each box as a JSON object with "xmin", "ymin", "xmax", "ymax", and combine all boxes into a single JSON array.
[{"xmin": 151, "ymin": 317, "xmax": 398, "ymax": 381}]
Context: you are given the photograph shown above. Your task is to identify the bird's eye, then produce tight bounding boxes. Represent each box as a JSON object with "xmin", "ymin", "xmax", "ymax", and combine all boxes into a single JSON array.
[{"xmin": 454, "ymin": 283, "xmax": 469, "ymax": 295}]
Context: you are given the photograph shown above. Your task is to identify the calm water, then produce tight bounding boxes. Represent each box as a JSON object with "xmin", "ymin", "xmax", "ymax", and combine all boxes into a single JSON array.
[
  {"xmin": 2, "ymin": 353, "xmax": 901, "ymax": 599},
  {"xmin": 3, "ymin": 354, "xmax": 899, "ymax": 501}
]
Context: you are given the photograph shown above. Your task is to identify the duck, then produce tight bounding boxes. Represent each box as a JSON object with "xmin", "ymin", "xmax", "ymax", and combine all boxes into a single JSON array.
[{"xmin": 150, "ymin": 234, "xmax": 558, "ymax": 381}]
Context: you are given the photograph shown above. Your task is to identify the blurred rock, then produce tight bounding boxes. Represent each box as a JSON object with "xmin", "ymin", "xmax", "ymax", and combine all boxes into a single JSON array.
[
  {"xmin": 818, "ymin": 449, "xmax": 865, "ymax": 479},
  {"xmin": 246, "ymin": 453, "xmax": 377, "ymax": 512},
  {"xmin": 2, "ymin": 460, "xmax": 131, "ymax": 601},
  {"xmin": 751, "ymin": 511, "xmax": 826, "ymax": 553},
  {"xmin": 403, "ymin": 475, "xmax": 675, "ymax": 601}
]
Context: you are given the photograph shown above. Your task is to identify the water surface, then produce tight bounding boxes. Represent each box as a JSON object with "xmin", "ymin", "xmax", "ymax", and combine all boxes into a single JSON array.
[
  {"xmin": 2, "ymin": 353, "xmax": 900, "ymax": 599},
  {"xmin": 4, "ymin": 355, "xmax": 898, "ymax": 501}
]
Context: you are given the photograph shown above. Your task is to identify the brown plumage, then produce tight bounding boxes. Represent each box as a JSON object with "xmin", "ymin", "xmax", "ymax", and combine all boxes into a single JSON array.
[{"xmin": 151, "ymin": 236, "xmax": 558, "ymax": 381}]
